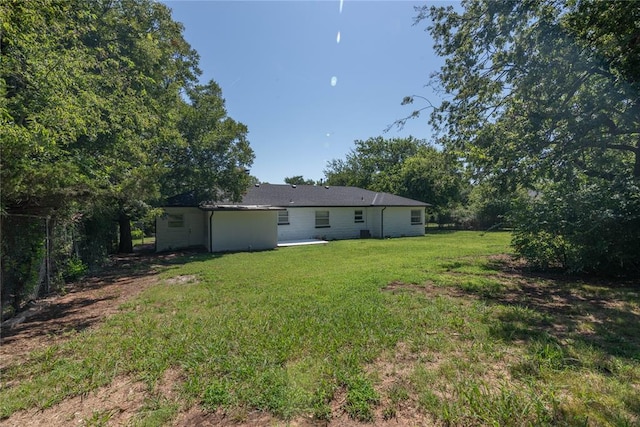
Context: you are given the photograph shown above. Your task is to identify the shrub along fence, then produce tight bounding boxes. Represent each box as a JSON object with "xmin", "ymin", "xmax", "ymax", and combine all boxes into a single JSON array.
[
  {"xmin": 1, "ymin": 210, "xmax": 119, "ymax": 321},
  {"xmin": 1, "ymin": 214, "xmax": 51, "ymax": 317}
]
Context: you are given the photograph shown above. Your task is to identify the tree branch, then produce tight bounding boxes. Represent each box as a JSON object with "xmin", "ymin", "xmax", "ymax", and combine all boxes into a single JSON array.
[
  {"xmin": 604, "ymin": 143, "xmax": 638, "ymax": 153},
  {"xmin": 385, "ymin": 96, "xmax": 437, "ymax": 132}
]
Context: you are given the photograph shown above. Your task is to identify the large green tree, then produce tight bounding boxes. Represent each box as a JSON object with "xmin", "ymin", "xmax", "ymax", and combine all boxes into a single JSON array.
[
  {"xmin": 77, "ymin": 0, "xmax": 199, "ymax": 253},
  {"xmin": 395, "ymin": 147, "xmax": 464, "ymax": 211},
  {"xmin": 1, "ymin": 0, "xmax": 254, "ymax": 310},
  {"xmin": 160, "ymin": 80, "xmax": 254, "ymax": 204},
  {"xmin": 324, "ymin": 136, "xmax": 463, "ymax": 210},
  {"xmin": 1, "ymin": 0, "xmax": 201, "ymax": 252},
  {"xmin": 324, "ymin": 136, "xmax": 424, "ymax": 192},
  {"xmin": 409, "ymin": 0, "xmax": 639, "ymax": 185},
  {"xmin": 409, "ymin": 0, "xmax": 640, "ymax": 273},
  {"xmin": 1, "ymin": 0, "xmax": 100, "ymax": 212}
]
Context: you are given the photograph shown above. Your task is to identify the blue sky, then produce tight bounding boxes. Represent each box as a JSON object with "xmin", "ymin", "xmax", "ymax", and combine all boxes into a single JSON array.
[{"xmin": 163, "ymin": 1, "xmax": 446, "ymax": 184}]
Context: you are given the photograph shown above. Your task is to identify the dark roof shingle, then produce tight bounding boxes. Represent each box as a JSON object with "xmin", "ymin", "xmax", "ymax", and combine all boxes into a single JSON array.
[{"xmin": 239, "ymin": 184, "xmax": 430, "ymax": 207}]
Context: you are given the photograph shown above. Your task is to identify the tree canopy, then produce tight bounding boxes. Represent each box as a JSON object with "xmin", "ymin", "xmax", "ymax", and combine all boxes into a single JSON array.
[
  {"xmin": 324, "ymin": 136, "xmax": 463, "ymax": 212},
  {"xmin": 1, "ymin": 0, "xmax": 252, "ymax": 237},
  {"xmin": 325, "ymin": 136, "xmax": 422, "ymax": 192},
  {"xmin": 160, "ymin": 80, "xmax": 254, "ymax": 203},
  {"xmin": 1, "ymin": 0, "xmax": 254, "ymax": 310},
  {"xmin": 409, "ymin": 0, "xmax": 640, "ymax": 274},
  {"xmin": 411, "ymin": 0, "xmax": 639, "ymax": 186},
  {"xmin": 1, "ymin": 0, "xmax": 200, "ymax": 214},
  {"xmin": 284, "ymin": 176, "xmax": 316, "ymax": 186}
]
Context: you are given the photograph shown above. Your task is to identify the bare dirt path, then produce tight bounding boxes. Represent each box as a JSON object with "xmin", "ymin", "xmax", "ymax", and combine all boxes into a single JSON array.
[{"xmin": 0, "ymin": 251, "xmax": 166, "ymax": 370}]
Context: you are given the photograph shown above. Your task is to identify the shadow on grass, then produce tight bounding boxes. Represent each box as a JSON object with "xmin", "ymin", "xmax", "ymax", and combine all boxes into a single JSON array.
[
  {"xmin": 0, "ymin": 295, "xmax": 119, "ymax": 345},
  {"xmin": 87, "ymin": 245, "xmax": 256, "ymax": 284},
  {"xmin": 0, "ymin": 248, "xmax": 235, "ymax": 354},
  {"xmin": 480, "ymin": 258, "xmax": 640, "ymax": 362},
  {"xmin": 424, "ymin": 228, "xmax": 458, "ymax": 235}
]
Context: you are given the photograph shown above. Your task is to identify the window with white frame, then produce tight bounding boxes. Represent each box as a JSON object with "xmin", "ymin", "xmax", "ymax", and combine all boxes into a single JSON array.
[
  {"xmin": 354, "ymin": 209, "xmax": 364, "ymax": 223},
  {"xmin": 167, "ymin": 214, "xmax": 184, "ymax": 228},
  {"xmin": 315, "ymin": 210, "xmax": 330, "ymax": 228},
  {"xmin": 278, "ymin": 210, "xmax": 289, "ymax": 225},
  {"xmin": 410, "ymin": 209, "xmax": 422, "ymax": 225}
]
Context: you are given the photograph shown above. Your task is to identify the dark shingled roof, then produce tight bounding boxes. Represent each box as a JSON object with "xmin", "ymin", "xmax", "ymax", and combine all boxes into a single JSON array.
[{"xmin": 239, "ymin": 184, "xmax": 430, "ymax": 207}]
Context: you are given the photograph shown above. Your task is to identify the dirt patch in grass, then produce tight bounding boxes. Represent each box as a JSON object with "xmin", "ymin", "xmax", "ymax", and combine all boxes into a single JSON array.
[
  {"xmin": 155, "ymin": 367, "xmax": 185, "ymax": 401},
  {"xmin": 164, "ymin": 274, "xmax": 199, "ymax": 285},
  {"xmin": 364, "ymin": 342, "xmax": 436, "ymax": 426},
  {"xmin": 172, "ymin": 381, "xmax": 435, "ymax": 426},
  {"xmin": 0, "ymin": 376, "xmax": 148, "ymax": 427},
  {"xmin": 0, "ymin": 368, "xmax": 189, "ymax": 427},
  {"xmin": 382, "ymin": 280, "xmax": 467, "ymax": 298},
  {"xmin": 173, "ymin": 407, "xmax": 323, "ymax": 426},
  {"xmin": 173, "ymin": 393, "xmax": 435, "ymax": 426},
  {"xmin": 0, "ymin": 250, "xmax": 208, "ymax": 371}
]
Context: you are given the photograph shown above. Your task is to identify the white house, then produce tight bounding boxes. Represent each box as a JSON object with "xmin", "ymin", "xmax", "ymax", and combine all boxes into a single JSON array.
[
  {"xmin": 242, "ymin": 184, "xmax": 430, "ymax": 241},
  {"xmin": 155, "ymin": 184, "xmax": 430, "ymax": 253}
]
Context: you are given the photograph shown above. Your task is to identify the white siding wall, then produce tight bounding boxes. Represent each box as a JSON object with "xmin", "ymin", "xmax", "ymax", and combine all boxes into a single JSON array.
[
  {"xmin": 210, "ymin": 211, "xmax": 278, "ymax": 252},
  {"xmin": 278, "ymin": 207, "xmax": 371, "ymax": 241},
  {"xmin": 277, "ymin": 206, "xmax": 425, "ymax": 241},
  {"xmin": 369, "ymin": 207, "xmax": 383, "ymax": 238},
  {"xmin": 157, "ymin": 206, "xmax": 425, "ymax": 252},
  {"xmin": 156, "ymin": 207, "xmax": 207, "ymax": 252},
  {"xmin": 278, "ymin": 207, "xmax": 321, "ymax": 241},
  {"xmin": 382, "ymin": 207, "xmax": 425, "ymax": 238},
  {"xmin": 277, "ymin": 207, "xmax": 375, "ymax": 241}
]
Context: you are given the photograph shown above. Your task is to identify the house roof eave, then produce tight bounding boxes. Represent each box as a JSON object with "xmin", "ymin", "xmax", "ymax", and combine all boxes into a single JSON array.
[{"xmin": 198, "ymin": 204, "xmax": 285, "ymax": 212}]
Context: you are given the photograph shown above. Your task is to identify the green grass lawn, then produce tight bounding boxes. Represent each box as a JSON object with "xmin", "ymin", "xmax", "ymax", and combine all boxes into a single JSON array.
[
  {"xmin": 2, "ymin": 231, "xmax": 639, "ymax": 425},
  {"xmin": 133, "ymin": 235, "xmax": 155, "ymax": 247}
]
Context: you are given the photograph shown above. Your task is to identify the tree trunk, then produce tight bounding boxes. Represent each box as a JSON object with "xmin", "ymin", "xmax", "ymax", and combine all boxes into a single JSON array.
[{"xmin": 118, "ymin": 213, "xmax": 133, "ymax": 253}]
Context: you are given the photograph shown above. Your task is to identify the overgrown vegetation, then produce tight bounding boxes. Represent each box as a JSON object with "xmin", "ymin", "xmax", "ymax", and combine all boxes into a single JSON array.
[
  {"xmin": 0, "ymin": 216, "xmax": 47, "ymax": 313},
  {"xmin": 404, "ymin": 0, "xmax": 640, "ymax": 275},
  {"xmin": 511, "ymin": 178, "xmax": 640, "ymax": 274},
  {"xmin": 1, "ymin": 233, "xmax": 638, "ymax": 425},
  {"xmin": 1, "ymin": 0, "xmax": 254, "ymax": 313}
]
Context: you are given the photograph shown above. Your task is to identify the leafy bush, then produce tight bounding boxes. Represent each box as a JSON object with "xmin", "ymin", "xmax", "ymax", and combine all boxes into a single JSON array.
[
  {"xmin": 511, "ymin": 178, "xmax": 640, "ymax": 275},
  {"xmin": 435, "ymin": 181, "xmax": 526, "ymax": 231},
  {"xmin": 61, "ymin": 256, "xmax": 88, "ymax": 282},
  {"xmin": 131, "ymin": 227, "xmax": 144, "ymax": 240}
]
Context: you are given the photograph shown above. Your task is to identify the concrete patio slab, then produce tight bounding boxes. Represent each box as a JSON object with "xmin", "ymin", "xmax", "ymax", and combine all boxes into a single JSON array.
[{"xmin": 277, "ymin": 239, "xmax": 328, "ymax": 247}]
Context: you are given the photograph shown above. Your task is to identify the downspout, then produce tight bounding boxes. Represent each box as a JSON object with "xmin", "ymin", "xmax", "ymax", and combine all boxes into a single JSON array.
[
  {"xmin": 381, "ymin": 206, "xmax": 387, "ymax": 239},
  {"xmin": 209, "ymin": 211, "xmax": 214, "ymax": 253},
  {"xmin": 424, "ymin": 207, "xmax": 427, "ymax": 234}
]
